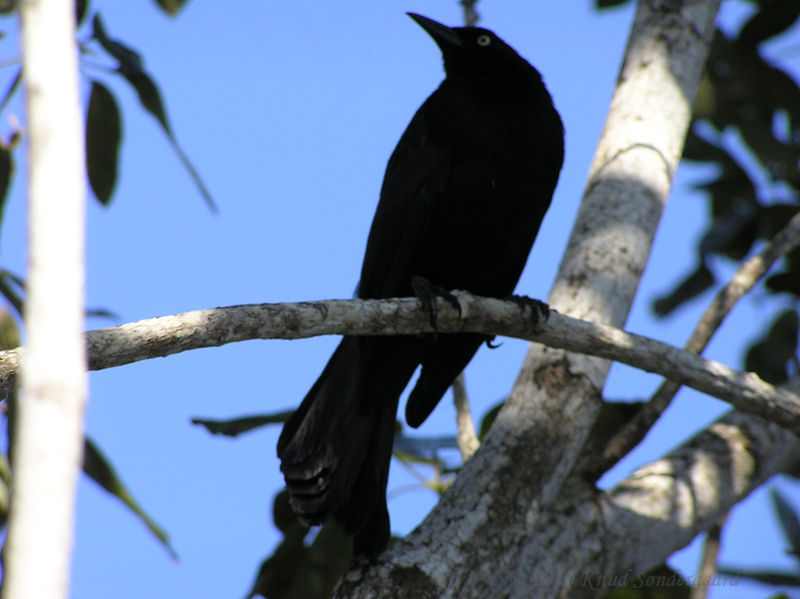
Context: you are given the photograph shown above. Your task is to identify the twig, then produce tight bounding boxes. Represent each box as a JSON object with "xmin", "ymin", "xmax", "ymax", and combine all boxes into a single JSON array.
[
  {"xmin": 460, "ymin": 0, "xmax": 479, "ymax": 27},
  {"xmin": 452, "ymin": 373, "xmax": 479, "ymax": 461},
  {"xmin": 690, "ymin": 515, "xmax": 726, "ymax": 599},
  {"xmin": 581, "ymin": 210, "xmax": 800, "ymax": 478}
]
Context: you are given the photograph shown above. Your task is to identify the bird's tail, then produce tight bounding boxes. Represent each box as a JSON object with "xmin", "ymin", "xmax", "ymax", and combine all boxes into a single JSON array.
[{"xmin": 277, "ymin": 335, "xmax": 420, "ymax": 556}]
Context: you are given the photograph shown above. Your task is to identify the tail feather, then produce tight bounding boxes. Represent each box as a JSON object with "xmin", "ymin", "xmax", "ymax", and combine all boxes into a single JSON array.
[
  {"xmin": 277, "ymin": 336, "xmax": 422, "ymax": 554},
  {"xmin": 405, "ymin": 334, "xmax": 485, "ymax": 428}
]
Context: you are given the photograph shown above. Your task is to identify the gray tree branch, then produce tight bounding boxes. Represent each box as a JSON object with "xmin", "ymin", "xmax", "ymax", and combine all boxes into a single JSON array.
[
  {"xmin": 333, "ymin": 410, "xmax": 800, "ymax": 599},
  {"xmin": 526, "ymin": 411, "xmax": 799, "ymax": 598},
  {"xmin": 690, "ymin": 515, "xmax": 726, "ymax": 599},
  {"xmin": 582, "ymin": 209, "xmax": 800, "ymax": 477},
  {"xmin": 0, "ymin": 294, "xmax": 797, "ymax": 433},
  {"xmin": 451, "ymin": 373, "xmax": 479, "ymax": 461}
]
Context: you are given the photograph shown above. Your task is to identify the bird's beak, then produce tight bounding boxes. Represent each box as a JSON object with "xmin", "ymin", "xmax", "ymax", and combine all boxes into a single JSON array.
[{"xmin": 407, "ymin": 13, "xmax": 463, "ymax": 49}]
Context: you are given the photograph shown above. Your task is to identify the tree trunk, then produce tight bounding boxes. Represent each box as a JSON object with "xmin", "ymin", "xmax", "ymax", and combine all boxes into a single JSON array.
[{"xmin": 2, "ymin": 1, "xmax": 87, "ymax": 598}]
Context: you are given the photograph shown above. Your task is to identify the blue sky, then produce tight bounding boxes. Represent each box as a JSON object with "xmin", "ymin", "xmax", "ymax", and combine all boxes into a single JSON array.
[{"xmin": 1, "ymin": 1, "xmax": 799, "ymax": 598}]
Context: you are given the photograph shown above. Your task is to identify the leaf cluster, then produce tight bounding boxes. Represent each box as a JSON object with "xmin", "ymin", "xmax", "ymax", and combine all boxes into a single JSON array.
[
  {"xmin": 0, "ymin": 0, "xmax": 205, "ymax": 563},
  {"xmin": 652, "ymin": 0, "xmax": 800, "ymax": 383}
]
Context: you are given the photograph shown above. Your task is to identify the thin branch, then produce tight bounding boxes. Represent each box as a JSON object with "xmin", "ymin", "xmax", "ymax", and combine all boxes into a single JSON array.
[
  {"xmin": 452, "ymin": 373, "xmax": 479, "ymax": 461},
  {"xmin": 581, "ymin": 210, "xmax": 800, "ymax": 478},
  {"xmin": 0, "ymin": 292, "xmax": 798, "ymax": 432},
  {"xmin": 460, "ymin": 0, "xmax": 479, "ymax": 27},
  {"xmin": 690, "ymin": 515, "xmax": 726, "ymax": 599}
]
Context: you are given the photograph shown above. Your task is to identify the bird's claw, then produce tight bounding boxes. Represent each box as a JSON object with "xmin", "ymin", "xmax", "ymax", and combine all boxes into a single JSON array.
[
  {"xmin": 485, "ymin": 336, "xmax": 501, "ymax": 349},
  {"xmin": 411, "ymin": 275, "xmax": 461, "ymax": 332},
  {"xmin": 505, "ymin": 295, "xmax": 550, "ymax": 332}
]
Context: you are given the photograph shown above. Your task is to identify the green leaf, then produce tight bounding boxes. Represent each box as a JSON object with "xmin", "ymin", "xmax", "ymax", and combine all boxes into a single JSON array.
[
  {"xmin": 772, "ymin": 487, "xmax": 800, "ymax": 558},
  {"xmin": 766, "ymin": 272, "xmax": 800, "ymax": 296},
  {"xmin": 0, "ymin": 451, "xmax": 9, "ymax": 529},
  {"xmin": 745, "ymin": 310, "xmax": 800, "ymax": 384},
  {"xmin": 393, "ymin": 429, "xmax": 458, "ymax": 461},
  {"xmin": 595, "ymin": 0, "xmax": 632, "ymax": 8},
  {"xmin": 693, "ymin": 170, "xmax": 756, "ymax": 224},
  {"xmin": 0, "ymin": 68, "xmax": 22, "ymax": 114},
  {"xmin": 154, "ymin": 0, "xmax": 190, "ymax": 16},
  {"xmin": 585, "ymin": 401, "xmax": 643, "ymax": 453},
  {"xmin": 653, "ymin": 262, "xmax": 714, "ymax": 316},
  {"xmin": 91, "ymin": 14, "xmax": 144, "ymax": 73},
  {"xmin": 683, "ymin": 129, "xmax": 731, "ymax": 163},
  {"xmin": 0, "ymin": 306, "xmax": 20, "ymax": 349},
  {"xmin": 83, "ymin": 436, "xmax": 178, "ymax": 560},
  {"xmin": 191, "ymin": 410, "xmax": 293, "ymax": 437},
  {"xmin": 91, "ymin": 13, "xmax": 217, "ymax": 211},
  {"xmin": 0, "ymin": 270, "xmax": 25, "ymax": 318},
  {"xmin": 246, "ymin": 491, "xmax": 353, "ymax": 599},
  {"xmin": 75, "ymin": 0, "xmax": 90, "ymax": 26},
  {"xmin": 86, "ymin": 81, "xmax": 122, "ymax": 205},
  {"xmin": 699, "ymin": 209, "xmax": 758, "ymax": 261},
  {"xmin": 761, "ymin": 66, "xmax": 800, "ymax": 157},
  {"xmin": 738, "ymin": 0, "xmax": 800, "ymax": 47},
  {"xmin": 0, "ymin": 139, "xmax": 14, "ymax": 229},
  {"xmin": 692, "ymin": 72, "xmax": 715, "ymax": 119},
  {"xmin": 122, "ymin": 68, "xmax": 216, "ymax": 211},
  {"xmin": 119, "ymin": 67, "xmax": 170, "ymax": 134},
  {"xmin": 761, "ymin": 205, "xmax": 800, "ymax": 239},
  {"xmin": 766, "ymin": 245, "xmax": 800, "ymax": 296},
  {"xmin": 86, "ymin": 306, "xmax": 120, "ymax": 320},
  {"xmin": 717, "ymin": 567, "xmax": 800, "ymax": 587},
  {"xmin": 478, "ymin": 401, "xmax": 503, "ymax": 440},
  {"xmin": 738, "ymin": 114, "xmax": 800, "ymax": 186}
]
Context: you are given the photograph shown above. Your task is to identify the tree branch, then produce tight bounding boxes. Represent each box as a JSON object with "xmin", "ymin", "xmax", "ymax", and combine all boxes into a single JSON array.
[
  {"xmin": 451, "ymin": 373, "xmax": 479, "ymax": 462},
  {"xmin": 0, "ymin": 292, "xmax": 797, "ymax": 433},
  {"xmin": 528, "ymin": 411, "xmax": 799, "ymax": 598},
  {"xmin": 335, "ymin": 409, "xmax": 800, "ymax": 599},
  {"xmin": 582, "ymin": 209, "xmax": 800, "ymax": 477},
  {"xmin": 690, "ymin": 515, "xmax": 726, "ymax": 599},
  {"xmin": 460, "ymin": 0, "xmax": 479, "ymax": 27}
]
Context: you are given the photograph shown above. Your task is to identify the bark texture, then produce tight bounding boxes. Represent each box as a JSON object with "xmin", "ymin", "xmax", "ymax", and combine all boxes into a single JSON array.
[
  {"xmin": 3, "ymin": 1, "xmax": 87, "ymax": 598},
  {"xmin": 0, "ymin": 296, "xmax": 796, "ymax": 431}
]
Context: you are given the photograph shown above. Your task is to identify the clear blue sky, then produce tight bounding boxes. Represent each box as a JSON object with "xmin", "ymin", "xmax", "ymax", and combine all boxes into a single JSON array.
[{"xmin": 1, "ymin": 1, "xmax": 798, "ymax": 597}]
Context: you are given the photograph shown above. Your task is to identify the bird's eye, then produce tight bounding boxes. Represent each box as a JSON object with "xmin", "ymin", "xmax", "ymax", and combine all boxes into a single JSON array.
[{"xmin": 476, "ymin": 34, "xmax": 491, "ymax": 47}]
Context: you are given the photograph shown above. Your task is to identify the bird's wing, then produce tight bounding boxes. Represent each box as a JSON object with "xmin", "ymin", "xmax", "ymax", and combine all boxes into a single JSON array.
[{"xmin": 357, "ymin": 108, "xmax": 451, "ymax": 299}]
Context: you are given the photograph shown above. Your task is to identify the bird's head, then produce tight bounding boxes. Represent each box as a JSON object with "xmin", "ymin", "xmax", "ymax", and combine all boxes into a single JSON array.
[{"xmin": 407, "ymin": 13, "xmax": 542, "ymax": 85}]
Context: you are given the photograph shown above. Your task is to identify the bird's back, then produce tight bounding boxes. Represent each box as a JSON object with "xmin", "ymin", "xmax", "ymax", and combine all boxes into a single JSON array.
[{"xmin": 359, "ymin": 64, "xmax": 564, "ymax": 301}]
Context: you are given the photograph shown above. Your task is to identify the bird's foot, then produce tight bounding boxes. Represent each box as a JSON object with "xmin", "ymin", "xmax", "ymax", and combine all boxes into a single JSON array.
[
  {"xmin": 505, "ymin": 295, "xmax": 550, "ymax": 332},
  {"xmin": 411, "ymin": 275, "xmax": 461, "ymax": 332},
  {"xmin": 485, "ymin": 336, "xmax": 502, "ymax": 349}
]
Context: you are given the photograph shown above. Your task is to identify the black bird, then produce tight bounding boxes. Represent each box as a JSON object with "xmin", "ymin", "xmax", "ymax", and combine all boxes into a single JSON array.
[{"xmin": 277, "ymin": 13, "xmax": 564, "ymax": 557}]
